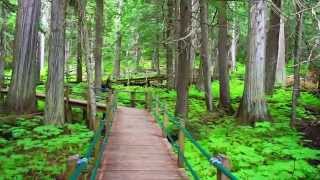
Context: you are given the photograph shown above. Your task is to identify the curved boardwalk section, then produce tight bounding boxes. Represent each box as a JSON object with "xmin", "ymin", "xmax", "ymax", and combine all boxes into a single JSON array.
[{"xmin": 97, "ymin": 107, "xmax": 187, "ymax": 180}]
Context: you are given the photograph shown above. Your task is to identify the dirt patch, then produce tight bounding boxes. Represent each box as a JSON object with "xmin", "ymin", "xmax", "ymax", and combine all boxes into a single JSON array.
[{"xmin": 296, "ymin": 120, "xmax": 320, "ymax": 148}]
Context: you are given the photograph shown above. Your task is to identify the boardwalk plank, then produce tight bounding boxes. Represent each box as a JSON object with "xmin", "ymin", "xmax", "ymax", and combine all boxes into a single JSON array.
[{"xmin": 97, "ymin": 107, "xmax": 187, "ymax": 180}]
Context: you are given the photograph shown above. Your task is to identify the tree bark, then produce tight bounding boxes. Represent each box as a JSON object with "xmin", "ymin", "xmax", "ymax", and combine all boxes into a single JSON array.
[
  {"xmin": 7, "ymin": 0, "xmax": 40, "ymax": 114},
  {"xmin": 190, "ymin": 0, "xmax": 200, "ymax": 84},
  {"xmin": 39, "ymin": 33, "xmax": 45, "ymax": 70},
  {"xmin": 152, "ymin": 34, "xmax": 160, "ymax": 75},
  {"xmin": 265, "ymin": 0, "xmax": 281, "ymax": 95},
  {"xmin": 174, "ymin": 0, "xmax": 180, "ymax": 87},
  {"xmin": 65, "ymin": 41, "xmax": 71, "ymax": 81},
  {"xmin": 275, "ymin": 16, "xmax": 286, "ymax": 86},
  {"xmin": 217, "ymin": 0, "xmax": 233, "ymax": 113},
  {"xmin": 76, "ymin": 10, "xmax": 83, "ymax": 82},
  {"xmin": 199, "ymin": 0, "xmax": 213, "ymax": 112},
  {"xmin": 135, "ymin": 32, "xmax": 141, "ymax": 71},
  {"xmin": 291, "ymin": 4, "xmax": 303, "ymax": 127},
  {"xmin": 39, "ymin": 0, "xmax": 49, "ymax": 72},
  {"xmin": 35, "ymin": 34, "xmax": 40, "ymax": 83},
  {"xmin": 230, "ymin": 29, "xmax": 238, "ymax": 72},
  {"xmin": 175, "ymin": 0, "xmax": 191, "ymax": 168},
  {"xmin": 113, "ymin": 0, "xmax": 123, "ymax": 80},
  {"xmin": 175, "ymin": 0, "xmax": 191, "ymax": 119},
  {"xmin": 113, "ymin": 32, "xmax": 121, "ymax": 79},
  {"xmin": 166, "ymin": 0, "xmax": 175, "ymax": 89},
  {"xmin": 152, "ymin": 46, "xmax": 160, "ymax": 75},
  {"xmin": 77, "ymin": 0, "xmax": 97, "ymax": 130},
  {"xmin": 236, "ymin": 0, "xmax": 269, "ymax": 124},
  {"xmin": 0, "ymin": 6, "xmax": 7, "ymax": 89},
  {"xmin": 94, "ymin": 0, "xmax": 104, "ymax": 88},
  {"xmin": 44, "ymin": 0, "xmax": 66, "ymax": 125},
  {"xmin": 230, "ymin": 6, "xmax": 238, "ymax": 72}
]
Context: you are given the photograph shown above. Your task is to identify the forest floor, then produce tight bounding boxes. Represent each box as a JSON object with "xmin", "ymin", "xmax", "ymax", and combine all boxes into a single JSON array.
[
  {"xmin": 0, "ymin": 63, "xmax": 319, "ymax": 179},
  {"xmin": 114, "ymin": 63, "xmax": 320, "ymax": 179}
]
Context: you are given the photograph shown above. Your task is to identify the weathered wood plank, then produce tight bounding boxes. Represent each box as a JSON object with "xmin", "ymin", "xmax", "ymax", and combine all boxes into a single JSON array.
[
  {"xmin": 97, "ymin": 107, "xmax": 187, "ymax": 180},
  {"xmin": 0, "ymin": 88, "xmax": 106, "ymax": 111}
]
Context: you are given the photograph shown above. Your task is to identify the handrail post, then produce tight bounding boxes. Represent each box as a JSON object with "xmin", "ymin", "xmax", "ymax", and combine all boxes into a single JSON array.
[
  {"xmin": 217, "ymin": 155, "xmax": 231, "ymax": 180},
  {"xmin": 163, "ymin": 105, "xmax": 169, "ymax": 138},
  {"xmin": 106, "ymin": 91, "xmax": 114, "ymax": 135},
  {"xmin": 65, "ymin": 155, "xmax": 79, "ymax": 179},
  {"xmin": 130, "ymin": 91, "xmax": 136, "ymax": 107},
  {"xmin": 144, "ymin": 91, "xmax": 148, "ymax": 110},
  {"xmin": 64, "ymin": 85, "xmax": 72, "ymax": 123},
  {"xmin": 93, "ymin": 133, "xmax": 102, "ymax": 169},
  {"xmin": 86, "ymin": 91, "xmax": 91, "ymax": 129},
  {"xmin": 178, "ymin": 117, "xmax": 185, "ymax": 168},
  {"xmin": 145, "ymin": 91, "xmax": 152, "ymax": 111},
  {"xmin": 155, "ymin": 96, "xmax": 160, "ymax": 118}
]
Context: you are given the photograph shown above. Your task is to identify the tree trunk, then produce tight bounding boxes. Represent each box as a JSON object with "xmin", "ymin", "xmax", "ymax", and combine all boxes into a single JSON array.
[
  {"xmin": 65, "ymin": 41, "xmax": 70, "ymax": 81},
  {"xmin": 152, "ymin": 48, "xmax": 156, "ymax": 70},
  {"xmin": 236, "ymin": 0, "xmax": 269, "ymax": 124},
  {"xmin": 135, "ymin": 32, "xmax": 141, "ymax": 71},
  {"xmin": 174, "ymin": 0, "xmax": 180, "ymax": 88},
  {"xmin": 199, "ymin": 0, "xmax": 213, "ymax": 112},
  {"xmin": 76, "ymin": 13, "xmax": 83, "ymax": 82},
  {"xmin": 152, "ymin": 46, "xmax": 160, "ymax": 74},
  {"xmin": 35, "ymin": 34, "xmax": 41, "ymax": 83},
  {"xmin": 190, "ymin": 0, "xmax": 200, "ymax": 85},
  {"xmin": 39, "ymin": 33, "xmax": 45, "ymax": 70},
  {"xmin": 230, "ymin": 30, "xmax": 238, "ymax": 72},
  {"xmin": 113, "ymin": 0, "xmax": 123, "ymax": 80},
  {"xmin": 94, "ymin": 0, "xmax": 104, "ymax": 88},
  {"xmin": 291, "ymin": 4, "xmax": 303, "ymax": 127},
  {"xmin": 77, "ymin": 0, "xmax": 97, "ymax": 130},
  {"xmin": 113, "ymin": 32, "xmax": 122, "ymax": 79},
  {"xmin": 265, "ymin": 0, "xmax": 281, "ymax": 95},
  {"xmin": 175, "ymin": 0, "xmax": 191, "ymax": 120},
  {"xmin": 217, "ymin": 0, "xmax": 233, "ymax": 113},
  {"xmin": 166, "ymin": 0, "xmax": 175, "ymax": 89},
  {"xmin": 0, "ymin": 6, "xmax": 7, "ymax": 89},
  {"xmin": 175, "ymin": 0, "xmax": 191, "ymax": 168},
  {"xmin": 275, "ymin": 16, "xmax": 286, "ymax": 86},
  {"xmin": 39, "ymin": 0, "xmax": 49, "ymax": 72},
  {"xmin": 230, "ymin": 8, "xmax": 238, "ymax": 72},
  {"xmin": 152, "ymin": 35, "xmax": 160, "ymax": 75},
  {"xmin": 44, "ymin": 0, "xmax": 66, "ymax": 125},
  {"xmin": 7, "ymin": 0, "xmax": 40, "ymax": 114}
]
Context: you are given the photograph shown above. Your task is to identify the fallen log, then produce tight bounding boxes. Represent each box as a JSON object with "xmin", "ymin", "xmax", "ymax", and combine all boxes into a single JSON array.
[{"xmin": 0, "ymin": 112, "xmax": 43, "ymax": 124}]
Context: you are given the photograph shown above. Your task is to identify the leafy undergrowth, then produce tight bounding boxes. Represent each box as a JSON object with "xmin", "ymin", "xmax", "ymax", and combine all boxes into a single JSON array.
[
  {"xmin": 113, "ymin": 63, "xmax": 320, "ymax": 179},
  {"xmin": 181, "ymin": 69, "xmax": 320, "ymax": 178},
  {"xmin": 185, "ymin": 119, "xmax": 320, "ymax": 179},
  {"xmin": 0, "ymin": 117, "xmax": 93, "ymax": 179}
]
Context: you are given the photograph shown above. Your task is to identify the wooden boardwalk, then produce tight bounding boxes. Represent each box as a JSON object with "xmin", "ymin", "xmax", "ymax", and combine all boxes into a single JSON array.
[
  {"xmin": 0, "ymin": 88, "xmax": 107, "ymax": 111},
  {"xmin": 97, "ymin": 107, "xmax": 187, "ymax": 180}
]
